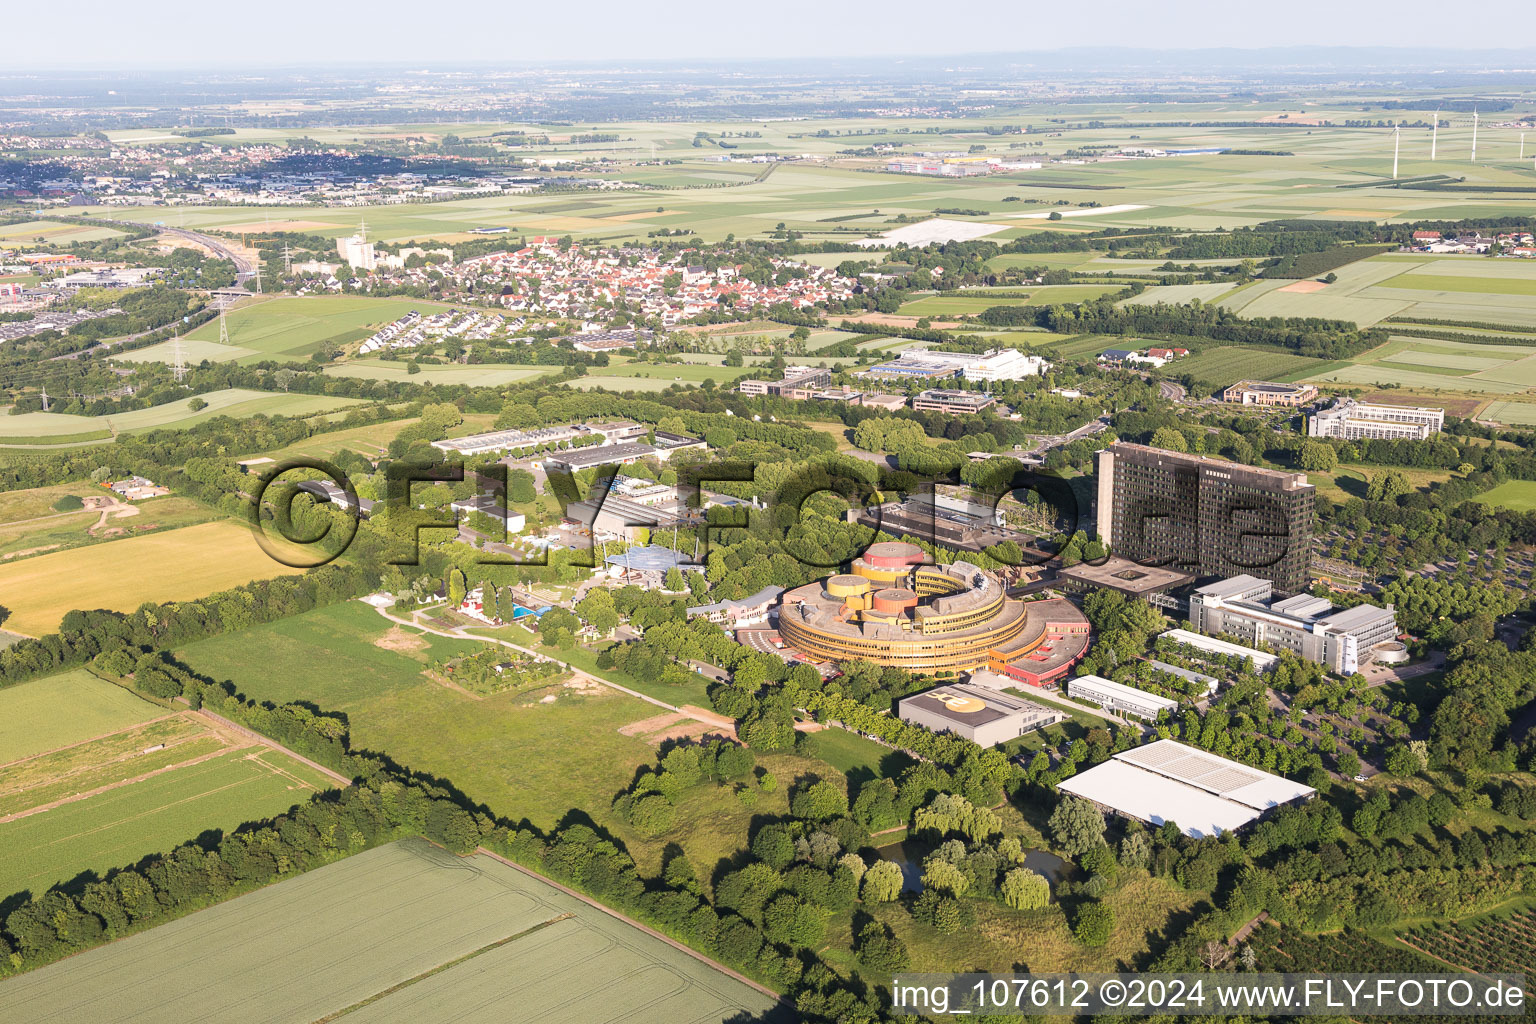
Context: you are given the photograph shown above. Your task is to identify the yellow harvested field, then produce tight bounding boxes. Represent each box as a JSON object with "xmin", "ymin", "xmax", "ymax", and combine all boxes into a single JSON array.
[{"xmin": 0, "ymin": 521, "xmax": 307, "ymax": 636}]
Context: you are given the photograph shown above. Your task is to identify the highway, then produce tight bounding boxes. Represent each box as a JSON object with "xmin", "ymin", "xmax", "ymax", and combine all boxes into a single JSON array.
[
  {"xmin": 110, "ymin": 218, "xmax": 259, "ymax": 283},
  {"xmin": 48, "ymin": 221, "xmax": 258, "ymax": 361}
]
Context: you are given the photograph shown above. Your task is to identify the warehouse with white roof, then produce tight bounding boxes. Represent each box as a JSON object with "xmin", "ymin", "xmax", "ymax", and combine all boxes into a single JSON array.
[
  {"xmin": 1057, "ymin": 739, "xmax": 1314, "ymax": 838},
  {"xmin": 1066, "ymin": 674, "xmax": 1179, "ymax": 720}
]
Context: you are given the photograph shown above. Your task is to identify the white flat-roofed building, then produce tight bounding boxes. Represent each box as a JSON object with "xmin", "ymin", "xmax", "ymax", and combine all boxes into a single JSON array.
[
  {"xmin": 544, "ymin": 443, "xmax": 659, "ymax": 473},
  {"xmin": 432, "ymin": 425, "xmax": 585, "ymax": 456},
  {"xmin": 1308, "ymin": 397, "xmax": 1444, "ymax": 441},
  {"xmin": 899, "ymin": 682, "xmax": 1063, "ymax": 747},
  {"xmin": 1057, "ymin": 739, "xmax": 1315, "ymax": 838},
  {"xmin": 1067, "ymin": 674, "xmax": 1179, "ymax": 720},
  {"xmin": 1187, "ymin": 574, "xmax": 1399, "ymax": 675},
  {"xmin": 1158, "ymin": 628, "xmax": 1280, "ymax": 673}
]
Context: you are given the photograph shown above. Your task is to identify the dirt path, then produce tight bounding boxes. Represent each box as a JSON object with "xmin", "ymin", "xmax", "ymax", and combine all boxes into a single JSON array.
[
  {"xmin": 0, "ymin": 711, "xmax": 189, "ymax": 771},
  {"xmin": 372, "ymin": 604, "xmax": 697, "ymax": 720},
  {"xmin": 0, "ymin": 743, "xmax": 248, "ymax": 823},
  {"xmin": 196, "ymin": 708, "xmax": 353, "ymax": 788}
]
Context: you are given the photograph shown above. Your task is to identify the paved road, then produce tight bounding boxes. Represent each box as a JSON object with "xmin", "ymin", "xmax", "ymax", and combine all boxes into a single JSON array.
[{"xmin": 1159, "ymin": 380, "xmax": 1187, "ymax": 402}]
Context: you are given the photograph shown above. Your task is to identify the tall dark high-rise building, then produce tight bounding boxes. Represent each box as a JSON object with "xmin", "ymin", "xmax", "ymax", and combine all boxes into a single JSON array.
[{"xmin": 1095, "ymin": 443, "xmax": 1314, "ymax": 594}]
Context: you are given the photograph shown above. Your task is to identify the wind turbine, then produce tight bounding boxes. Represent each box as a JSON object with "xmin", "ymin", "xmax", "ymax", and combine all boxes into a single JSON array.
[
  {"xmin": 1471, "ymin": 107, "xmax": 1479, "ymax": 163},
  {"xmin": 1392, "ymin": 123, "xmax": 1401, "ymax": 179},
  {"xmin": 1430, "ymin": 107, "xmax": 1439, "ymax": 160}
]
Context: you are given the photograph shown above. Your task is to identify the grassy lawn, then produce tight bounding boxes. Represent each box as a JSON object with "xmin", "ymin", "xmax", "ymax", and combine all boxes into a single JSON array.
[
  {"xmin": 1472, "ymin": 479, "xmax": 1536, "ymax": 512},
  {"xmin": 176, "ymin": 600, "xmax": 481, "ymax": 710}
]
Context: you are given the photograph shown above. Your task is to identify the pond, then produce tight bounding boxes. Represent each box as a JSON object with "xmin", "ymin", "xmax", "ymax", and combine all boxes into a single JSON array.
[{"xmin": 875, "ymin": 839, "xmax": 1073, "ymax": 894}]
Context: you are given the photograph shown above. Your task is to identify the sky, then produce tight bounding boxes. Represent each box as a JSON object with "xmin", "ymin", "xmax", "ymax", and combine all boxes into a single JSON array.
[{"xmin": 10, "ymin": 0, "xmax": 1536, "ymax": 70}]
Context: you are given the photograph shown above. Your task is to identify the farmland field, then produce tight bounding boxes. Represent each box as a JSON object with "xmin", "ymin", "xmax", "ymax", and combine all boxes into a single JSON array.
[
  {"xmin": 0, "ymin": 839, "xmax": 779, "ymax": 1024},
  {"xmin": 0, "ymin": 520, "xmax": 307, "ymax": 636},
  {"xmin": 0, "ymin": 743, "xmax": 333, "ymax": 897},
  {"xmin": 0, "ymin": 219, "xmax": 127, "ymax": 243},
  {"xmin": 1172, "ymin": 346, "xmax": 1332, "ymax": 388},
  {"xmin": 261, "ymin": 411, "xmax": 497, "ymax": 460},
  {"xmin": 897, "ymin": 285, "xmax": 1118, "ymax": 316},
  {"xmin": 1118, "ymin": 282, "xmax": 1236, "ymax": 305},
  {"xmin": 1481, "ymin": 399, "xmax": 1536, "ymax": 426},
  {"xmin": 323, "ymin": 358, "xmax": 559, "ymax": 386},
  {"xmin": 0, "ymin": 670, "xmax": 164, "ymax": 763},
  {"xmin": 0, "ymin": 389, "xmax": 370, "ymax": 445},
  {"xmin": 176, "ymin": 601, "xmax": 483, "ymax": 711},
  {"xmin": 121, "ymin": 295, "xmax": 462, "ymax": 366}
]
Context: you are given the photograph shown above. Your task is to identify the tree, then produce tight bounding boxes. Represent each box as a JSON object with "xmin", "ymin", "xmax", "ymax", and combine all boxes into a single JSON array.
[
  {"xmin": 861, "ymin": 860, "xmax": 903, "ymax": 903},
  {"xmin": 575, "ymin": 589, "xmax": 618, "ymax": 635},
  {"xmin": 1072, "ymin": 901, "xmax": 1114, "ymax": 946},
  {"xmin": 664, "ymin": 567, "xmax": 686, "ymax": 591},
  {"xmin": 447, "ymin": 567, "xmax": 467, "ymax": 606},
  {"xmin": 751, "ymin": 824, "xmax": 797, "ymax": 871},
  {"xmin": 790, "ymin": 779, "xmax": 848, "ymax": 821},
  {"xmin": 481, "ymin": 583, "xmax": 499, "ymax": 621},
  {"xmin": 1367, "ymin": 470, "xmax": 1411, "ymax": 503},
  {"xmin": 1000, "ymin": 867, "xmax": 1050, "ymax": 910},
  {"xmin": 921, "ymin": 858, "xmax": 969, "ymax": 897},
  {"xmin": 855, "ymin": 921, "xmax": 910, "ymax": 972},
  {"xmin": 1149, "ymin": 426, "xmax": 1189, "ymax": 453},
  {"xmin": 1048, "ymin": 796, "xmax": 1107, "ymax": 855},
  {"xmin": 1297, "ymin": 441, "xmax": 1338, "ymax": 472}
]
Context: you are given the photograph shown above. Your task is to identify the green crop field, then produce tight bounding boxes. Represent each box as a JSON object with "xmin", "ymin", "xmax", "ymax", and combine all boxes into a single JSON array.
[
  {"xmin": 0, "ymin": 839, "xmax": 776, "ymax": 1024},
  {"xmin": 1176, "ymin": 346, "xmax": 1332, "ymax": 388},
  {"xmin": 1472, "ymin": 480, "xmax": 1536, "ymax": 511},
  {"xmin": 1481, "ymin": 399, "xmax": 1536, "ymax": 426},
  {"xmin": 898, "ymin": 285, "xmax": 1119, "ymax": 316},
  {"xmin": 1036, "ymin": 333, "xmax": 1128, "ymax": 360},
  {"xmin": 322, "ymin": 359, "xmax": 559, "ymax": 386},
  {"xmin": 0, "ymin": 520, "xmax": 307, "ymax": 637},
  {"xmin": 0, "ymin": 219, "xmax": 127, "ymax": 243},
  {"xmin": 0, "ymin": 389, "xmax": 370, "ymax": 445},
  {"xmin": 0, "ymin": 670, "xmax": 164, "ymax": 764},
  {"xmin": 176, "ymin": 602, "xmax": 873, "ymax": 878},
  {"xmin": 0, "ymin": 745, "xmax": 333, "ymax": 897},
  {"xmin": 1383, "ymin": 273, "xmax": 1536, "ymax": 296},
  {"xmin": 123, "ymin": 296, "xmax": 462, "ymax": 366},
  {"xmin": 261, "ymin": 411, "xmax": 496, "ymax": 460}
]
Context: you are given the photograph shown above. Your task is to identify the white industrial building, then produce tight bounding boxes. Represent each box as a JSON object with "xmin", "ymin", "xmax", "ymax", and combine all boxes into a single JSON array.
[
  {"xmin": 1308, "ymin": 397, "xmax": 1444, "ymax": 441},
  {"xmin": 335, "ymin": 221, "xmax": 377, "ymax": 271},
  {"xmin": 1066, "ymin": 674, "xmax": 1180, "ymax": 720},
  {"xmin": 431, "ymin": 425, "xmax": 586, "ymax": 456},
  {"xmin": 1187, "ymin": 575, "xmax": 1399, "ymax": 675},
  {"xmin": 865, "ymin": 347, "xmax": 1050, "ymax": 382},
  {"xmin": 1057, "ymin": 739, "xmax": 1315, "ymax": 838}
]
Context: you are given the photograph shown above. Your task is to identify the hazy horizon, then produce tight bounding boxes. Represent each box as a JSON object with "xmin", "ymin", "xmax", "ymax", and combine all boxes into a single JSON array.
[{"xmin": 12, "ymin": 1, "xmax": 1536, "ymax": 72}]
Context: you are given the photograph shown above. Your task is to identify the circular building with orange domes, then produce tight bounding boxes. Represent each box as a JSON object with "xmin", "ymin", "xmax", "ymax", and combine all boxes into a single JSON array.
[{"xmin": 777, "ymin": 545, "xmax": 1090, "ymax": 680}]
